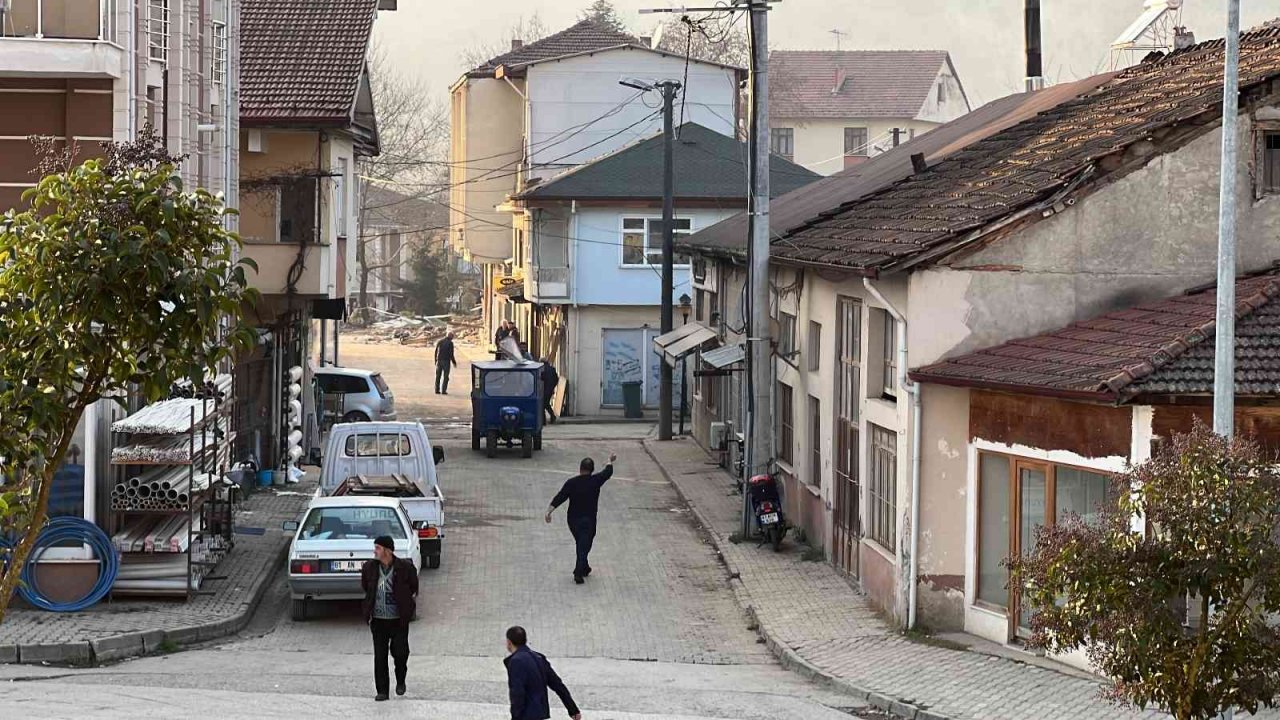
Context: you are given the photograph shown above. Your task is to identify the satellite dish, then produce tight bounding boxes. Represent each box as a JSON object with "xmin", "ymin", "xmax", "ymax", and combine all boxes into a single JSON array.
[{"xmin": 651, "ymin": 21, "xmax": 665, "ymax": 50}]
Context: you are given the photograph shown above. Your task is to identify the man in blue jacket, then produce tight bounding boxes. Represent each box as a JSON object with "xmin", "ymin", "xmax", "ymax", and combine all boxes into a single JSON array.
[
  {"xmin": 545, "ymin": 453, "xmax": 615, "ymax": 584},
  {"xmin": 504, "ymin": 626, "xmax": 581, "ymax": 720}
]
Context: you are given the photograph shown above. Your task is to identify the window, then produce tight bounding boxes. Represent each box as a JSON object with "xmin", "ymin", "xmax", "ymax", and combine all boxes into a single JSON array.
[
  {"xmin": 317, "ymin": 374, "xmax": 370, "ymax": 395},
  {"xmin": 1263, "ymin": 132, "xmax": 1280, "ymax": 193},
  {"xmin": 386, "ymin": 233, "xmax": 403, "ymax": 283},
  {"xmin": 868, "ymin": 424, "xmax": 897, "ymax": 552},
  {"xmin": 809, "ymin": 396, "xmax": 822, "ymax": 487},
  {"xmin": 148, "ymin": 0, "xmax": 169, "ymax": 63},
  {"xmin": 335, "ymin": 158, "xmax": 349, "ymax": 240},
  {"xmin": 482, "ymin": 370, "xmax": 537, "ymax": 397},
  {"xmin": 370, "ymin": 373, "xmax": 390, "ymax": 396},
  {"xmin": 808, "ymin": 321, "xmax": 821, "ymax": 372},
  {"xmin": 844, "ymin": 127, "xmax": 868, "ymax": 157},
  {"xmin": 621, "ymin": 217, "xmax": 692, "ymax": 266},
  {"xmin": 777, "ymin": 383, "xmax": 794, "ymax": 465},
  {"xmin": 343, "ymin": 433, "xmax": 412, "ymax": 457},
  {"xmin": 770, "ymin": 128, "xmax": 794, "ymax": 160},
  {"xmin": 881, "ymin": 310, "xmax": 897, "ymax": 399},
  {"xmin": 212, "ymin": 21, "xmax": 228, "ymax": 86},
  {"xmin": 300, "ymin": 506, "xmax": 407, "ymax": 540},
  {"xmin": 977, "ymin": 454, "xmax": 1012, "ymax": 607},
  {"xmin": 937, "ymin": 81, "xmax": 947, "ymax": 104},
  {"xmin": 777, "ymin": 310, "xmax": 797, "ymax": 358},
  {"xmin": 696, "ymin": 288, "xmax": 718, "ymax": 325}
]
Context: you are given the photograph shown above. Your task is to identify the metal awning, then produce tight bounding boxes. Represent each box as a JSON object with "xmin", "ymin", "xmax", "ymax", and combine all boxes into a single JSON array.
[
  {"xmin": 653, "ymin": 323, "xmax": 718, "ymax": 367},
  {"xmin": 700, "ymin": 343, "xmax": 745, "ymax": 369}
]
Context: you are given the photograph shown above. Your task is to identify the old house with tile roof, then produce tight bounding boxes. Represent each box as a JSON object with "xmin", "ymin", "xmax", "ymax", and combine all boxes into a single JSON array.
[
  {"xmin": 768, "ymin": 50, "xmax": 971, "ymax": 175},
  {"xmin": 677, "ymin": 23, "xmax": 1280, "ymax": 668},
  {"xmin": 449, "ymin": 18, "xmax": 744, "ymax": 383}
]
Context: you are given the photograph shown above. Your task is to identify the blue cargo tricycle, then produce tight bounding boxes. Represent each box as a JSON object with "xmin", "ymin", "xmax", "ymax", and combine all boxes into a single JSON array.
[{"xmin": 471, "ymin": 360, "xmax": 544, "ymax": 458}]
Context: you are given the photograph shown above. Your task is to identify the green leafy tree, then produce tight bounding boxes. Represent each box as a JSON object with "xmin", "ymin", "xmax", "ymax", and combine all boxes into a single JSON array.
[
  {"xmin": 580, "ymin": 0, "xmax": 628, "ymax": 32},
  {"xmin": 0, "ymin": 130, "xmax": 258, "ymax": 623},
  {"xmin": 400, "ymin": 241, "xmax": 466, "ymax": 316},
  {"xmin": 1011, "ymin": 423, "xmax": 1280, "ymax": 720}
]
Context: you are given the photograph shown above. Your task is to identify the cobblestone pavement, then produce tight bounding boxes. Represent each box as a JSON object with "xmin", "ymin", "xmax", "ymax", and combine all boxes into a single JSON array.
[
  {"xmin": 0, "ymin": 476, "xmax": 315, "ymax": 663},
  {"xmin": 644, "ymin": 437, "xmax": 1280, "ymax": 720}
]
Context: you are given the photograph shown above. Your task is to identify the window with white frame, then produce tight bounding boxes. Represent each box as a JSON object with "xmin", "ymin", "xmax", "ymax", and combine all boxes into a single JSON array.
[
  {"xmin": 881, "ymin": 309, "xmax": 897, "ymax": 399},
  {"xmin": 621, "ymin": 217, "xmax": 691, "ymax": 267},
  {"xmin": 149, "ymin": 0, "xmax": 170, "ymax": 63},
  {"xmin": 867, "ymin": 424, "xmax": 897, "ymax": 552},
  {"xmin": 212, "ymin": 21, "xmax": 228, "ymax": 86}
]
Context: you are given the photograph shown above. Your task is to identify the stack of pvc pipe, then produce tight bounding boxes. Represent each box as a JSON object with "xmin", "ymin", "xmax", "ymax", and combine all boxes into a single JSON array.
[
  {"xmin": 110, "ymin": 469, "xmax": 214, "ymax": 511},
  {"xmin": 111, "ymin": 422, "xmax": 221, "ymax": 465},
  {"xmin": 111, "ymin": 516, "xmax": 192, "ymax": 553},
  {"xmin": 111, "ymin": 398, "xmax": 210, "ymax": 435}
]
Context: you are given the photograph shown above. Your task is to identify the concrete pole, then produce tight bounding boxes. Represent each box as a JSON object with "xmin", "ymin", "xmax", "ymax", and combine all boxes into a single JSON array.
[
  {"xmin": 1213, "ymin": 0, "xmax": 1240, "ymax": 438},
  {"xmin": 744, "ymin": 1, "xmax": 773, "ymax": 535},
  {"xmin": 658, "ymin": 82, "xmax": 678, "ymax": 441}
]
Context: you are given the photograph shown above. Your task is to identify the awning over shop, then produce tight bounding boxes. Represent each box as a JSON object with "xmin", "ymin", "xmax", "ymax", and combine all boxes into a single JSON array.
[
  {"xmin": 496, "ymin": 281, "xmax": 528, "ymax": 303},
  {"xmin": 653, "ymin": 323, "xmax": 718, "ymax": 367},
  {"xmin": 700, "ymin": 343, "xmax": 745, "ymax": 369}
]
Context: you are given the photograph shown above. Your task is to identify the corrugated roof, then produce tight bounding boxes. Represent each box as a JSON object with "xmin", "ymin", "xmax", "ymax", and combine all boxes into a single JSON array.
[
  {"xmin": 771, "ymin": 50, "xmax": 955, "ymax": 119},
  {"xmin": 683, "ymin": 25, "xmax": 1280, "ymax": 272},
  {"xmin": 467, "ymin": 19, "xmax": 639, "ymax": 78},
  {"xmin": 910, "ymin": 269, "xmax": 1280, "ymax": 402},
  {"xmin": 241, "ymin": 0, "xmax": 377, "ymax": 125},
  {"xmin": 516, "ymin": 123, "xmax": 820, "ymax": 201}
]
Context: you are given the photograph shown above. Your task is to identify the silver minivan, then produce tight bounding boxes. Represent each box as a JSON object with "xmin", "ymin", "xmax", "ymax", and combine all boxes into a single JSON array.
[{"xmin": 314, "ymin": 366, "xmax": 396, "ymax": 423}]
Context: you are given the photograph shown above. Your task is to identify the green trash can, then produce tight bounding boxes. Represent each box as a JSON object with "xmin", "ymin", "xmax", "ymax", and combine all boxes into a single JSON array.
[{"xmin": 621, "ymin": 381, "xmax": 644, "ymax": 419}]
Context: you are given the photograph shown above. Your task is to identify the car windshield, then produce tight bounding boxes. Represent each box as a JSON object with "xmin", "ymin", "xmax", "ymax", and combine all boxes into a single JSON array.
[
  {"xmin": 298, "ymin": 506, "xmax": 406, "ymax": 541},
  {"xmin": 344, "ymin": 433, "xmax": 412, "ymax": 457},
  {"xmin": 483, "ymin": 370, "xmax": 536, "ymax": 397}
]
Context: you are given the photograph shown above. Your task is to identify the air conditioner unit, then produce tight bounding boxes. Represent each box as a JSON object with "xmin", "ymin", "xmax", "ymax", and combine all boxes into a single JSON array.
[{"xmin": 709, "ymin": 421, "xmax": 728, "ymax": 451}]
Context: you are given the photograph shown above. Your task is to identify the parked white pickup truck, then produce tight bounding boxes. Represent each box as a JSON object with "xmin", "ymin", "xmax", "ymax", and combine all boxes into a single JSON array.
[{"xmin": 318, "ymin": 422, "xmax": 445, "ymax": 570}]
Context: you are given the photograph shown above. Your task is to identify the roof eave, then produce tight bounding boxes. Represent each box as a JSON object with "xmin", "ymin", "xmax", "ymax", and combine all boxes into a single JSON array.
[{"xmin": 907, "ymin": 373, "xmax": 1121, "ymax": 404}]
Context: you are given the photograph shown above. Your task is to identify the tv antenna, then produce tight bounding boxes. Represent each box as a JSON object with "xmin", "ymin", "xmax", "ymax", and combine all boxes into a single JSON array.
[{"xmin": 829, "ymin": 28, "xmax": 847, "ymax": 51}]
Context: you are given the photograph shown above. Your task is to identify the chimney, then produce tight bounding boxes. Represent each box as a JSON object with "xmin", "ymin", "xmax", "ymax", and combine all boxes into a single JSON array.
[
  {"xmin": 1174, "ymin": 26, "xmax": 1196, "ymax": 51},
  {"xmin": 511, "ymin": 39, "xmax": 524, "ymax": 51},
  {"xmin": 1024, "ymin": 0, "xmax": 1045, "ymax": 92},
  {"xmin": 911, "ymin": 153, "xmax": 928, "ymax": 174}
]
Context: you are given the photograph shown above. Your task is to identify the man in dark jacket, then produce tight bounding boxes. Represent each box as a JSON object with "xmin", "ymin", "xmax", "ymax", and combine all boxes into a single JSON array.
[
  {"xmin": 434, "ymin": 331, "xmax": 458, "ymax": 394},
  {"xmin": 540, "ymin": 359, "xmax": 559, "ymax": 424},
  {"xmin": 361, "ymin": 536, "xmax": 419, "ymax": 701},
  {"xmin": 504, "ymin": 626, "xmax": 581, "ymax": 720},
  {"xmin": 545, "ymin": 454, "xmax": 615, "ymax": 583}
]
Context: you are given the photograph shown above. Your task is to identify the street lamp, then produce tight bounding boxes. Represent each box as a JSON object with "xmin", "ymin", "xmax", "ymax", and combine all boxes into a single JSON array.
[{"xmin": 678, "ymin": 293, "xmax": 693, "ymax": 435}]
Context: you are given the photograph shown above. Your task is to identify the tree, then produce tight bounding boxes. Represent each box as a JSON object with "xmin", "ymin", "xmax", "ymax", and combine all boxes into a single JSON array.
[
  {"xmin": 399, "ymin": 241, "xmax": 465, "ymax": 316},
  {"xmin": 656, "ymin": 12, "xmax": 749, "ymax": 68},
  {"xmin": 460, "ymin": 14, "xmax": 549, "ymax": 71},
  {"xmin": 1010, "ymin": 423, "xmax": 1280, "ymax": 720},
  {"xmin": 0, "ymin": 129, "xmax": 257, "ymax": 623},
  {"xmin": 580, "ymin": 0, "xmax": 628, "ymax": 32}
]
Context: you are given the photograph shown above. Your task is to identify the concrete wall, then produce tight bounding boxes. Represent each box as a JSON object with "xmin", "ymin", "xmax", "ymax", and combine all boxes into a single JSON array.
[
  {"xmin": 569, "ymin": 304, "xmax": 663, "ymax": 415},
  {"xmin": 450, "ymin": 76, "xmax": 524, "ymax": 263},
  {"xmin": 914, "ymin": 383, "xmax": 970, "ymax": 631}
]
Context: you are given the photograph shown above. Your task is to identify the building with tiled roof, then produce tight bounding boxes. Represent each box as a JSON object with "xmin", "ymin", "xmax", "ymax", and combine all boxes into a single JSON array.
[
  {"xmin": 678, "ymin": 21, "xmax": 1280, "ymax": 661},
  {"xmin": 768, "ymin": 50, "xmax": 970, "ymax": 175}
]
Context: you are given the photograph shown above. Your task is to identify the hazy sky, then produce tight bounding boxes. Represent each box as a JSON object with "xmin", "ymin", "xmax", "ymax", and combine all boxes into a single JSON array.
[{"xmin": 376, "ymin": 0, "xmax": 1280, "ymax": 109}]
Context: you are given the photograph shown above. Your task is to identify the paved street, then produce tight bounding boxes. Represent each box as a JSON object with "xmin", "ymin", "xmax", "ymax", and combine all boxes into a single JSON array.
[
  {"xmin": 339, "ymin": 335, "xmax": 482, "ymax": 423},
  {"xmin": 0, "ymin": 425, "xmax": 879, "ymax": 719}
]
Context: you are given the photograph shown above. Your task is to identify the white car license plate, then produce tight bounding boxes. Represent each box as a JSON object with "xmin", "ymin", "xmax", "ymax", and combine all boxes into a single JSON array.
[
  {"xmin": 760, "ymin": 512, "xmax": 779, "ymax": 524},
  {"xmin": 332, "ymin": 560, "xmax": 362, "ymax": 572}
]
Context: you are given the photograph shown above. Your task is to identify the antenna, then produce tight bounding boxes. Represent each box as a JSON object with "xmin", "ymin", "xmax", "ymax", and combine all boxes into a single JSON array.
[{"xmin": 828, "ymin": 28, "xmax": 846, "ymax": 51}]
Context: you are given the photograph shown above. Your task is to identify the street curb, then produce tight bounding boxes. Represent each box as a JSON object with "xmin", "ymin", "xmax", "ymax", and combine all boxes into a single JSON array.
[
  {"xmin": 641, "ymin": 438, "xmax": 956, "ymax": 720},
  {"xmin": 8, "ymin": 536, "xmax": 291, "ymax": 667}
]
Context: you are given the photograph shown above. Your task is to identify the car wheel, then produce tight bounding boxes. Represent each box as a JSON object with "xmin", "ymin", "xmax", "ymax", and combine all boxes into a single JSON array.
[
  {"xmin": 342, "ymin": 411, "xmax": 370, "ymax": 423},
  {"xmin": 291, "ymin": 598, "xmax": 308, "ymax": 622},
  {"xmin": 521, "ymin": 431, "xmax": 533, "ymax": 458},
  {"xmin": 485, "ymin": 430, "xmax": 497, "ymax": 458},
  {"xmin": 427, "ymin": 553, "xmax": 441, "ymax": 570},
  {"xmin": 533, "ymin": 432, "xmax": 542, "ymax": 451}
]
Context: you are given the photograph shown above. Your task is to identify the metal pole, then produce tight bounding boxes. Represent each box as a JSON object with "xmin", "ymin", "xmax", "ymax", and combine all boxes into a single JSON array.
[
  {"xmin": 680, "ymin": 356, "xmax": 687, "ymax": 436},
  {"xmin": 658, "ymin": 82, "xmax": 678, "ymax": 441},
  {"xmin": 744, "ymin": 0, "xmax": 772, "ymax": 535},
  {"xmin": 1213, "ymin": 0, "xmax": 1241, "ymax": 438}
]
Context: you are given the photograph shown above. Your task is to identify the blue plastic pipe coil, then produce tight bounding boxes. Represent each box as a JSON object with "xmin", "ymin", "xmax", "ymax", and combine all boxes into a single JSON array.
[{"xmin": 3, "ymin": 517, "xmax": 120, "ymax": 612}]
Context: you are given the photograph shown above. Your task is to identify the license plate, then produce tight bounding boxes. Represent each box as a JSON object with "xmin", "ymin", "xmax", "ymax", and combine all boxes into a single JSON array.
[
  {"xmin": 331, "ymin": 560, "xmax": 363, "ymax": 572},
  {"xmin": 759, "ymin": 512, "xmax": 779, "ymax": 524}
]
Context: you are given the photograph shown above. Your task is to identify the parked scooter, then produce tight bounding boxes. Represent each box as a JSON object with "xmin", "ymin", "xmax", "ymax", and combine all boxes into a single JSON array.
[{"xmin": 748, "ymin": 473, "xmax": 786, "ymax": 551}]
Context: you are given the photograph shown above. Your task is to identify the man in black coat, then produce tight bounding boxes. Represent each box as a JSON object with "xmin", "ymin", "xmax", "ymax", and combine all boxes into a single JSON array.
[
  {"xmin": 540, "ymin": 358, "xmax": 559, "ymax": 424},
  {"xmin": 360, "ymin": 536, "xmax": 419, "ymax": 701},
  {"xmin": 504, "ymin": 626, "xmax": 580, "ymax": 720},
  {"xmin": 545, "ymin": 453, "xmax": 615, "ymax": 583},
  {"xmin": 434, "ymin": 331, "xmax": 458, "ymax": 394}
]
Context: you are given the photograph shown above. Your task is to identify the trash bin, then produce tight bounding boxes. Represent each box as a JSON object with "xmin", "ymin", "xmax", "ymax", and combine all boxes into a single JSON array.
[{"xmin": 621, "ymin": 381, "xmax": 644, "ymax": 419}]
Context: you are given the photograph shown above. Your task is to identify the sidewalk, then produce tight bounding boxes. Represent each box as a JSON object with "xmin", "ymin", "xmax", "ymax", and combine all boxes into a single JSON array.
[
  {"xmin": 0, "ymin": 477, "xmax": 312, "ymax": 666},
  {"xmin": 645, "ymin": 438, "xmax": 1198, "ymax": 720}
]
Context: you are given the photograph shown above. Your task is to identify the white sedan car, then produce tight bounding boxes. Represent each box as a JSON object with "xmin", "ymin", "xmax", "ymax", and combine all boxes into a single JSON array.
[{"xmin": 283, "ymin": 496, "xmax": 422, "ymax": 621}]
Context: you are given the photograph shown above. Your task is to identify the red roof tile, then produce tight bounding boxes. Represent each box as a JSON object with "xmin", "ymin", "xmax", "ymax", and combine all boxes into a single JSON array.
[
  {"xmin": 771, "ymin": 50, "xmax": 957, "ymax": 119},
  {"xmin": 910, "ymin": 270, "xmax": 1280, "ymax": 401},
  {"xmin": 241, "ymin": 0, "xmax": 377, "ymax": 125}
]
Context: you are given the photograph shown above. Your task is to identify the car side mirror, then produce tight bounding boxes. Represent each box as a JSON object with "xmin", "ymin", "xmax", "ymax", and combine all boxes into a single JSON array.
[
  {"xmin": 282, "ymin": 520, "xmax": 299, "ymax": 532},
  {"xmin": 433, "ymin": 445, "xmax": 445, "ymax": 465}
]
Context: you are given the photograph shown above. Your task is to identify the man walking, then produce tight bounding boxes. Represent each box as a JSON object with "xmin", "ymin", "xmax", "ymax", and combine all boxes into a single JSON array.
[
  {"xmin": 361, "ymin": 536, "xmax": 418, "ymax": 701},
  {"xmin": 540, "ymin": 358, "xmax": 559, "ymax": 424},
  {"xmin": 545, "ymin": 453, "xmax": 615, "ymax": 583},
  {"xmin": 434, "ymin": 331, "xmax": 458, "ymax": 394},
  {"xmin": 504, "ymin": 626, "xmax": 581, "ymax": 720}
]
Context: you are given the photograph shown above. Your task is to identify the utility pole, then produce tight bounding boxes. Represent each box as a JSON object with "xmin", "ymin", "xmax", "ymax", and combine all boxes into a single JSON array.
[
  {"xmin": 744, "ymin": 0, "xmax": 772, "ymax": 536},
  {"xmin": 659, "ymin": 80, "xmax": 680, "ymax": 441},
  {"xmin": 1213, "ymin": 0, "xmax": 1241, "ymax": 438}
]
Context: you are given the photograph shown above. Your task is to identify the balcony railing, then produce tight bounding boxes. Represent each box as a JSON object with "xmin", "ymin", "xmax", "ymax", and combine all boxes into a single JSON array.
[{"xmin": 0, "ymin": 0, "xmax": 117, "ymax": 42}]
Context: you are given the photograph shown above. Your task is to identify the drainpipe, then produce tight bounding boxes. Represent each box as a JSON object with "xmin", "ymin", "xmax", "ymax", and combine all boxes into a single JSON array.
[{"xmin": 863, "ymin": 277, "xmax": 923, "ymax": 631}]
